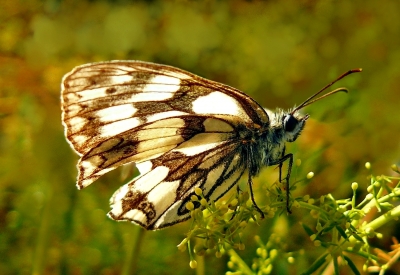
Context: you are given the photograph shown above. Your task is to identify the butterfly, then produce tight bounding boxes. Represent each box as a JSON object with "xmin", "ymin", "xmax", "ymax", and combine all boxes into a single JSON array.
[{"xmin": 61, "ymin": 60, "xmax": 361, "ymax": 230}]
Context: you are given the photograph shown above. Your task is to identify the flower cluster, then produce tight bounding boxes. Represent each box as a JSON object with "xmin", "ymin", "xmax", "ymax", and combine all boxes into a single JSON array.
[
  {"xmin": 180, "ymin": 163, "xmax": 400, "ymax": 274},
  {"xmin": 178, "ymin": 187, "xmax": 277, "ymax": 269}
]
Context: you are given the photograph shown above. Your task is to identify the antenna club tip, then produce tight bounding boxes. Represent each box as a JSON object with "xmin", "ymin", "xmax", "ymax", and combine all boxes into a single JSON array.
[
  {"xmin": 334, "ymin": 87, "xmax": 349, "ymax": 93},
  {"xmin": 352, "ymin": 68, "xmax": 363, "ymax": 73}
]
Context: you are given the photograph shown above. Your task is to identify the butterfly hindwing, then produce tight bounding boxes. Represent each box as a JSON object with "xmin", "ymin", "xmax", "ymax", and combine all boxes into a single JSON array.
[{"xmin": 108, "ymin": 122, "xmax": 246, "ymax": 229}]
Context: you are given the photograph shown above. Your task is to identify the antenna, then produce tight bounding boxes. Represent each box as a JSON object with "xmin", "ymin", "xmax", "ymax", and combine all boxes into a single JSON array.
[{"xmin": 290, "ymin": 68, "xmax": 362, "ymax": 115}]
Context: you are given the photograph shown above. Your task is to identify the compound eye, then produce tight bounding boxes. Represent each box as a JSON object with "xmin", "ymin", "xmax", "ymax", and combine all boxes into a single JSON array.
[{"xmin": 284, "ymin": 115, "xmax": 298, "ymax": 132}]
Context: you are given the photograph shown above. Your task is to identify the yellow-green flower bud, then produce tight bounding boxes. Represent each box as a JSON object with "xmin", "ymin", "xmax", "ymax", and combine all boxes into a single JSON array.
[
  {"xmin": 200, "ymin": 198, "xmax": 208, "ymax": 207},
  {"xmin": 189, "ymin": 260, "xmax": 197, "ymax": 269},
  {"xmin": 191, "ymin": 195, "xmax": 199, "ymax": 201},
  {"xmin": 186, "ymin": 201, "xmax": 195, "ymax": 211},
  {"xmin": 195, "ymin": 187, "xmax": 202, "ymax": 196}
]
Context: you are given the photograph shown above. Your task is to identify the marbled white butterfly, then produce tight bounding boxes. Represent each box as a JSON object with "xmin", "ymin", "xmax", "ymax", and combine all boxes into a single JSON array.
[{"xmin": 61, "ymin": 61, "xmax": 361, "ymax": 230}]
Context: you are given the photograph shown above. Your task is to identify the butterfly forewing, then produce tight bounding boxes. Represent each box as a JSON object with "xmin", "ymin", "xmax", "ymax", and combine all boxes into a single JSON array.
[{"xmin": 61, "ymin": 60, "xmax": 270, "ymax": 229}]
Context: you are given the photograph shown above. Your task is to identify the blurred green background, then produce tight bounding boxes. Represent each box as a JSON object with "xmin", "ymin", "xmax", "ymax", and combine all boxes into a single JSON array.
[{"xmin": 1, "ymin": 0, "xmax": 400, "ymax": 274}]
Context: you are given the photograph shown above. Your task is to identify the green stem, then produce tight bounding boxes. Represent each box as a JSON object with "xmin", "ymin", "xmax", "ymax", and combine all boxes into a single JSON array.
[
  {"xmin": 32, "ymin": 182, "xmax": 52, "ymax": 275},
  {"xmin": 332, "ymin": 227, "xmax": 338, "ymax": 245},
  {"xmin": 297, "ymin": 201, "xmax": 330, "ymax": 220},
  {"xmin": 227, "ymin": 249, "xmax": 253, "ymax": 275},
  {"xmin": 352, "ymin": 187, "xmax": 357, "ymax": 209},
  {"xmin": 347, "ymin": 204, "xmax": 400, "ymax": 245},
  {"xmin": 378, "ymin": 188, "xmax": 400, "ymax": 203},
  {"xmin": 195, "ymin": 255, "xmax": 205, "ymax": 275},
  {"xmin": 121, "ymin": 226, "xmax": 145, "ymax": 275},
  {"xmin": 364, "ymin": 205, "xmax": 400, "ymax": 231},
  {"xmin": 361, "ymin": 188, "xmax": 400, "ymax": 214}
]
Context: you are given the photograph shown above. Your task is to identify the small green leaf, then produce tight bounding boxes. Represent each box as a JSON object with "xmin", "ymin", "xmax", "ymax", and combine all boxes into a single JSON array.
[
  {"xmin": 336, "ymin": 226, "xmax": 348, "ymax": 240},
  {"xmin": 300, "ymin": 253, "xmax": 329, "ymax": 275},
  {"xmin": 350, "ymin": 231, "xmax": 364, "ymax": 243},
  {"xmin": 333, "ymin": 255, "xmax": 340, "ymax": 275},
  {"xmin": 322, "ymin": 223, "xmax": 336, "ymax": 233},
  {"xmin": 343, "ymin": 255, "xmax": 361, "ymax": 275},
  {"xmin": 301, "ymin": 223, "xmax": 315, "ymax": 236}
]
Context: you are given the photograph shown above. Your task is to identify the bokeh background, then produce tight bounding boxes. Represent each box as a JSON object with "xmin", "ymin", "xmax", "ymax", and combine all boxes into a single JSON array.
[{"xmin": 1, "ymin": 1, "xmax": 400, "ymax": 274}]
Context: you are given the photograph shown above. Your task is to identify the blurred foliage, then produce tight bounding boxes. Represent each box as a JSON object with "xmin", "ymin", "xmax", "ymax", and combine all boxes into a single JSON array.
[{"xmin": 1, "ymin": 0, "xmax": 400, "ymax": 274}]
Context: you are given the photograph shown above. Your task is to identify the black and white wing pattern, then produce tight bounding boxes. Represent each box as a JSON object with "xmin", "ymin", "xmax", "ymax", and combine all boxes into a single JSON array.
[{"xmin": 61, "ymin": 60, "xmax": 270, "ymax": 230}]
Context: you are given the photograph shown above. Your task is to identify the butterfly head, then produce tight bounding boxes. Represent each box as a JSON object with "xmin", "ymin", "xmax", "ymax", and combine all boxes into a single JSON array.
[
  {"xmin": 264, "ymin": 108, "xmax": 308, "ymax": 143},
  {"xmin": 282, "ymin": 111, "xmax": 309, "ymax": 142}
]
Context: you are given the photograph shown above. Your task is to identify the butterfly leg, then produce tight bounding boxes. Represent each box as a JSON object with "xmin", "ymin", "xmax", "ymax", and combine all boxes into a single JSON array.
[
  {"xmin": 247, "ymin": 172, "xmax": 265, "ymax": 219},
  {"xmin": 276, "ymin": 149, "xmax": 294, "ymax": 214},
  {"xmin": 244, "ymin": 144, "xmax": 265, "ymax": 219},
  {"xmin": 278, "ymin": 147, "xmax": 286, "ymax": 183},
  {"xmin": 229, "ymin": 185, "xmax": 242, "ymax": 221}
]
